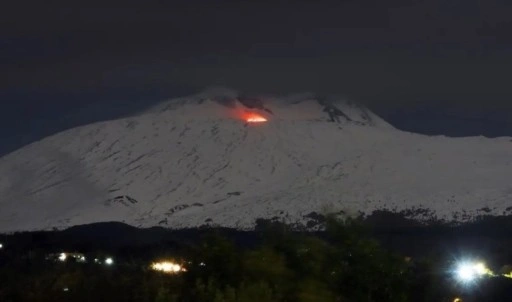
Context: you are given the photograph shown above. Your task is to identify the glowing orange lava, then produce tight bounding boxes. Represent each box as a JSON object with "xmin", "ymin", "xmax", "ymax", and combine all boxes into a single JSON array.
[{"xmin": 245, "ymin": 114, "xmax": 267, "ymax": 123}]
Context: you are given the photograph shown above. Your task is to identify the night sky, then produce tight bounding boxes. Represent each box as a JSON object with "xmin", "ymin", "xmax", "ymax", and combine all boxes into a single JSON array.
[{"xmin": 2, "ymin": 0, "xmax": 512, "ymax": 155}]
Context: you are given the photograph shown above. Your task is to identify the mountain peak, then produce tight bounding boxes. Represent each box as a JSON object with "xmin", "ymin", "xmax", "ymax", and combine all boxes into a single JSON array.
[
  {"xmin": 0, "ymin": 92, "xmax": 510, "ymax": 232},
  {"xmin": 145, "ymin": 90, "xmax": 391, "ymax": 128}
]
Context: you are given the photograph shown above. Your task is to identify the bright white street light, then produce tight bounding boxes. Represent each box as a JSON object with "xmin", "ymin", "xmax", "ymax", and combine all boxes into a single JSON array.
[
  {"xmin": 105, "ymin": 257, "xmax": 114, "ymax": 265},
  {"xmin": 456, "ymin": 262, "xmax": 477, "ymax": 282},
  {"xmin": 454, "ymin": 260, "xmax": 492, "ymax": 284}
]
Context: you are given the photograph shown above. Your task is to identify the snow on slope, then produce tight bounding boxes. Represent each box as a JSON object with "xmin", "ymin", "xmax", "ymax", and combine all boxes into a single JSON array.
[{"xmin": 0, "ymin": 94, "xmax": 511, "ymax": 232}]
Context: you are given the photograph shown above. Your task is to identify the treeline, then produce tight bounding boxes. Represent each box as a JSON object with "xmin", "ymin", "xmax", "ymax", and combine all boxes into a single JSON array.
[{"xmin": 0, "ymin": 216, "xmax": 492, "ymax": 301}]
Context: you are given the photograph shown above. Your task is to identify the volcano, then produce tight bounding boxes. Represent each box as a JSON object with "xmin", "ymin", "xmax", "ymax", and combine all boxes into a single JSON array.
[{"xmin": 0, "ymin": 92, "xmax": 511, "ymax": 232}]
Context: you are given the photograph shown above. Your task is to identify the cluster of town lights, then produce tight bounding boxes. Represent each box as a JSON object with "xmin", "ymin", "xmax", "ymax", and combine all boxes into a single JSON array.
[
  {"xmin": 52, "ymin": 252, "xmax": 186, "ymax": 274},
  {"xmin": 56, "ymin": 253, "xmax": 113, "ymax": 265},
  {"xmin": 150, "ymin": 261, "xmax": 187, "ymax": 274},
  {"xmin": 58, "ymin": 252, "xmax": 86, "ymax": 263},
  {"xmin": 21, "ymin": 247, "xmax": 512, "ymax": 285},
  {"xmin": 7, "ymin": 241, "xmax": 512, "ymax": 299}
]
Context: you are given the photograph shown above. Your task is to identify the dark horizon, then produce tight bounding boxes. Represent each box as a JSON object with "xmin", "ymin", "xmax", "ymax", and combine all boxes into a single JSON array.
[{"xmin": 2, "ymin": 0, "xmax": 512, "ymax": 155}]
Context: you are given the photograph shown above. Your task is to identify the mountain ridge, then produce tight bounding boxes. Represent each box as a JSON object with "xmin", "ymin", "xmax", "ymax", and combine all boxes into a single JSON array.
[{"xmin": 0, "ymin": 93, "xmax": 511, "ymax": 232}]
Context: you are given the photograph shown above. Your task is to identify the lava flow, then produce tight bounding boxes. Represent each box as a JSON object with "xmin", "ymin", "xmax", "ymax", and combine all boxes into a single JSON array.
[{"xmin": 245, "ymin": 113, "xmax": 267, "ymax": 123}]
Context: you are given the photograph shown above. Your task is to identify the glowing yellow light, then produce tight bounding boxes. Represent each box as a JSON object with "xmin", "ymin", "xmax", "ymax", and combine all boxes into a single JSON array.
[
  {"xmin": 473, "ymin": 262, "xmax": 490, "ymax": 276},
  {"xmin": 453, "ymin": 298, "xmax": 462, "ymax": 302},
  {"xmin": 472, "ymin": 262, "xmax": 494, "ymax": 277},
  {"xmin": 151, "ymin": 261, "xmax": 186, "ymax": 274},
  {"xmin": 503, "ymin": 272, "xmax": 512, "ymax": 279}
]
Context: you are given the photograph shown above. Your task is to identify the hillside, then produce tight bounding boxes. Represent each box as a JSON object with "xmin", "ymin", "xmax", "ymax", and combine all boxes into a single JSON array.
[{"xmin": 0, "ymin": 92, "xmax": 511, "ymax": 232}]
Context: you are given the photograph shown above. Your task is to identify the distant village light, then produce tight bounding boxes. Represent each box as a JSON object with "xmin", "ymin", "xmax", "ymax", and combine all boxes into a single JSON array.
[
  {"xmin": 105, "ymin": 257, "xmax": 114, "ymax": 265},
  {"xmin": 151, "ymin": 261, "xmax": 186, "ymax": 274},
  {"xmin": 59, "ymin": 253, "xmax": 67, "ymax": 262},
  {"xmin": 48, "ymin": 252, "xmax": 87, "ymax": 263}
]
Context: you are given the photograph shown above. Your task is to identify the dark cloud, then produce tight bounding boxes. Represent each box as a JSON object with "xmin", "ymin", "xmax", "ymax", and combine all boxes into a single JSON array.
[
  {"xmin": 3, "ymin": 0, "xmax": 512, "ymax": 99},
  {"xmin": 1, "ymin": 0, "xmax": 512, "ymax": 155}
]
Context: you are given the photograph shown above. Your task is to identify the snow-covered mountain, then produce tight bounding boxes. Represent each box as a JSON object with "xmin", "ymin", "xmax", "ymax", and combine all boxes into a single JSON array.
[{"xmin": 0, "ymin": 92, "xmax": 511, "ymax": 232}]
